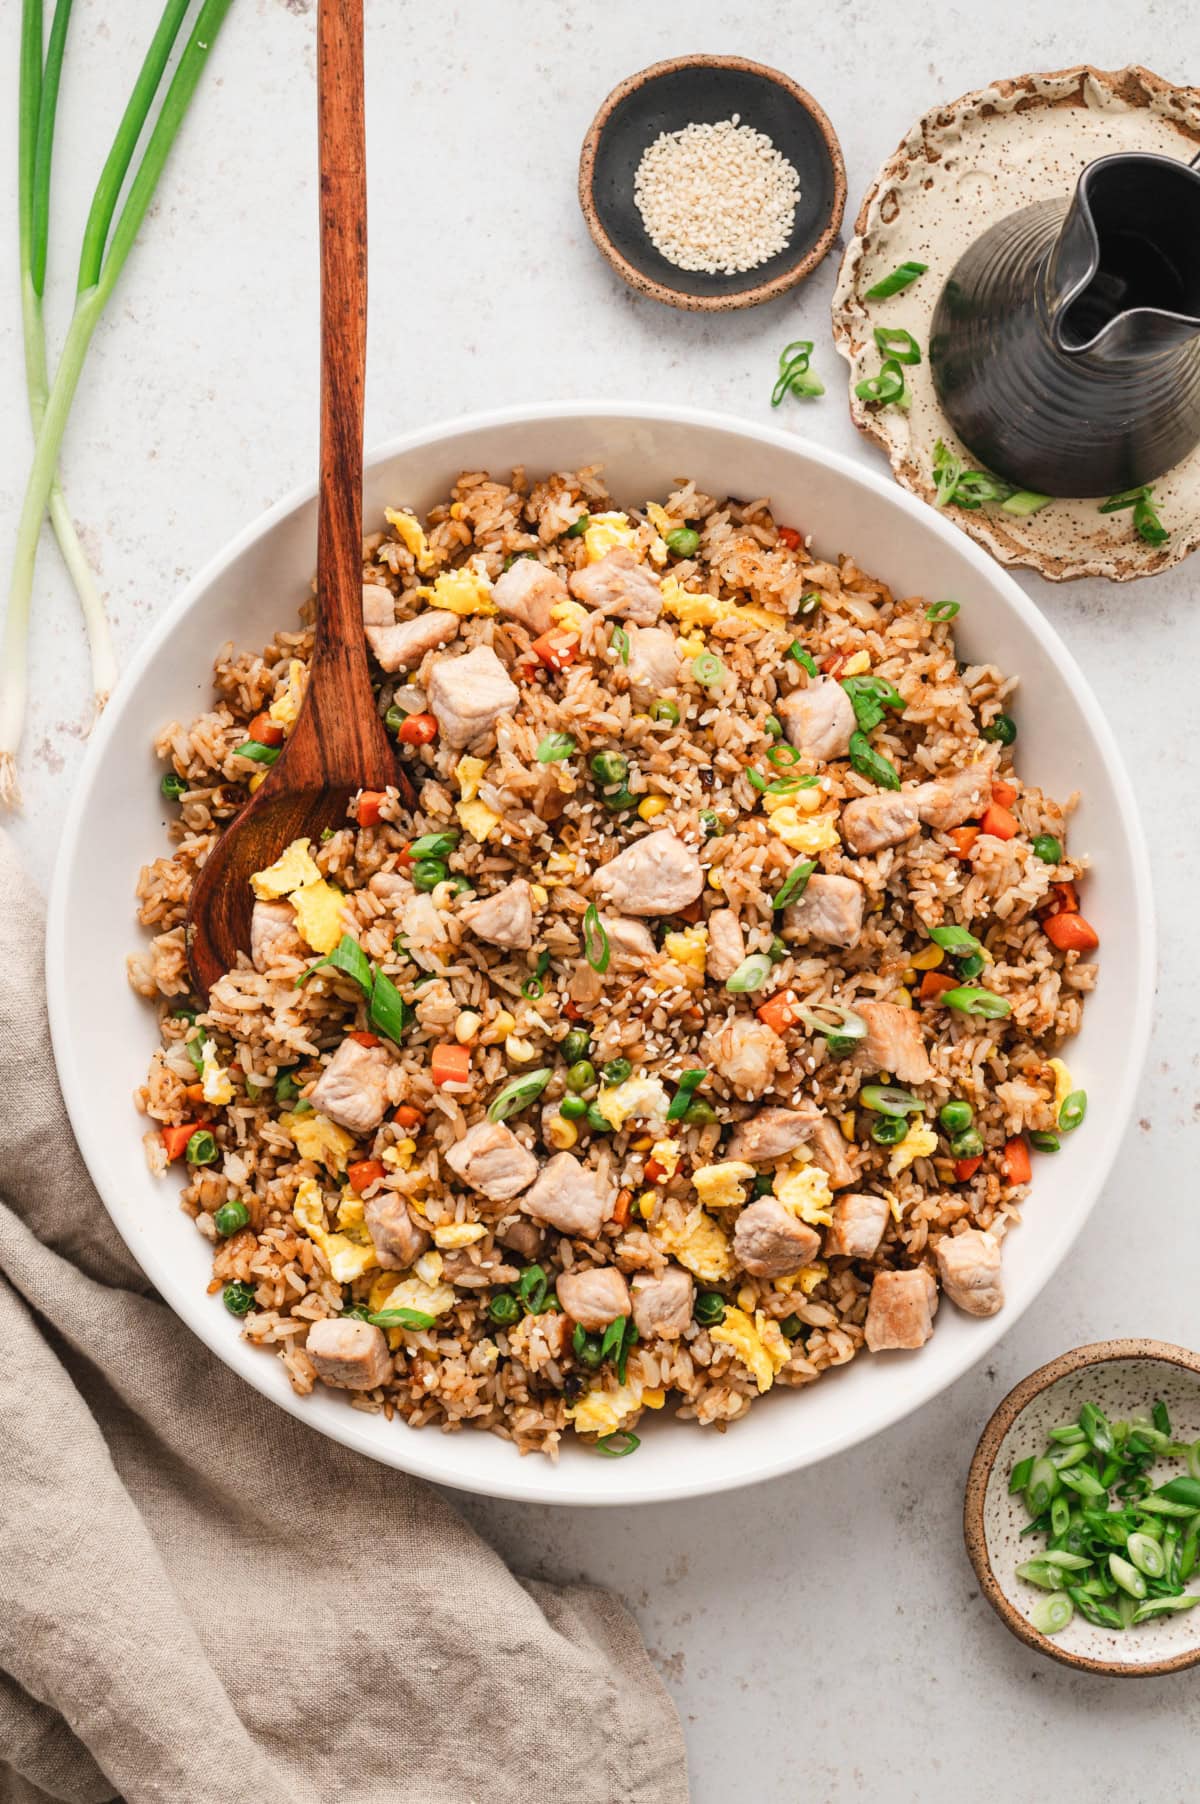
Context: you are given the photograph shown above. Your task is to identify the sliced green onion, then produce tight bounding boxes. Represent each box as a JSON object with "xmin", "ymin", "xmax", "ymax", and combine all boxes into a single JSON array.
[
  {"xmin": 368, "ymin": 1306, "xmax": 436, "ymax": 1331},
  {"xmin": 611, "ymin": 625, "xmax": 631, "ymax": 666},
  {"xmin": 1127, "ymin": 1532, "xmax": 1167, "ymax": 1578},
  {"xmin": 1001, "ymin": 490, "xmax": 1053, "ymax": 517},
  {"xmin": 872, "ymin": 325, "xmax": 921, "ymax": 364},
  {"xmin": 1109, "ymin": 1552, "xmax": 1148, "ymax": 1599},
  {"xmin": 767, "ymin": 742, "xmax": 802, "ymax": 767},
  {"xmin": 407, "ymin": 830, "xmax": 460, "ymax": 859},
  {"xmin": 487, "ymin": 1068, "xmax": 552, "ymax": 1123},
  {"xmin": 692, "ymin": 651, "xmax": 724, "ymax": 688},
  {"xmin": 1079, "ymin": 1401, "xmax": 1113, "ymax": 1454},
  {"xmin": 595, "ymin": 1430, "xmax": 640, "ymax": 1457},
  {"xmin": 932, "ymin": 440, "xmax": 965, "ymax": 509},
  {"xmin": 536, "ymin": 732, "xmax": 576, "ymax": 763},
  {"xmin": 161, "ymin": 770, "xmax": 187, "ymax": 799},
  {"xmin": 855, "ymin": 357, "xmax": 910, "ymax": 409},
  {"xmin": 859, "ymin": 1084, "xmax": 924, "ymax": 1116},
  {"xmin": 841, "ymin": 673, "xmax": 906, "ymax": 733},
  {"xmin": 954, "ymin": 470, "xmax": 1014, "ymax": 509},
  {"xmin": 785, "ymin": 642, "xmax": 818, "ymax": 676},
  {"xmin": 771, "ymin": 858, "xmax": 815, "ymax": 911},
  {"xmin": 848, "ymin": 731, "xmax": 900, "ymax": 790},
  {"xmin": 650, "ymin": 699, "xmax": 680, "ymax": 725},
  {"xmin": 517, "ymin": 1264, "xmax": 550, "ymax": 1313},
  {"xmin": 930, "ymin": 924, "xmax": 983, "ymax": 956},
  {"xmin": 296, "ymin": 933, "xmax": 374, "ymax": 996},
  {"xmin": 796, "ymin": 1002, "xmax": 867, "ymax": 1043},
  {"xmin": 1133, "ymin": 1595, "xmax": 1200, "ymax": 1621},
  {"xmin": 925, "ymin": 599, "xmax": 959, "ymax": 621},
  {"xmin": 1029, "ymin": 1131, "xmax": 1061, "ymax": 1153},
  {"xmin": 1058, "ymin": 1089, "xmax": 1087, "ymax": 1133},
  {"xmin": 1029, "ymin": 1592, "xmax": 1074, "ymax": 1636},
  {"xmin": 582, "ymin": 903, "xmax": 610, "ymax": 974},
  {"xmin": 1134, "ymin": 493, "xmax": 1169, "ymax": 547},
  {"xmin": 666, "ymin": 1068, "xmax": 707, "ymax": 1122},
  {"xmin": 488, "ymin": 1292, "xmax": 520, "ymax": 1326},
  {"xmin": 725, "ymin": 954, "xmax": 774, "ymax": 994},
  {"xmin": 771, "ymin": 339, "xmax": 825, "ymax": 405},
  {"xmin": 183, "ymin": 1033, "xmax": 206, "ymax": 1075},
  {"xmin": 572, "ymin": 1323, "xmax": 604, "ymax": 1369},
  {"xmin": 369, "ymin": 968, "xmax": 411, "ymax": 1046},
  {"xmin": 232, "ymin": 740, "xmax": 280, "ymax": 766},
  {"xmin": 1025, "ymin": 1456, "xmax": 1060, "ymax": 1516},
  {"xmin": 941, "ymin": 985, "xmax": 1012, "ymax": 1019},
  {"xmin": 1098, "ymin": 485, "xmax": 1149, "ymax": 514},
  {"xmin": 565, "ymin": 513, "xmax": 590, "ymax": 537},
  {"xmin": 1009, "ymin": 1456, "xmax": 1035, "ymax": 1495},
  {"xmin": 1155, "ymin": 1476, "xmax": 1200, "ymax": 1509},
  {"xmin": 764, "ymin": 715, "xmax": 783, "ymax": 741},
  {"xmin": 865, "ymin": 260, "xmax": 927, "ymax": 299}
]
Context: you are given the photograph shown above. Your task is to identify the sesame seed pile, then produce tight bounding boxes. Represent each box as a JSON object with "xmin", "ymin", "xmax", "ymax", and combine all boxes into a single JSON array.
[{"xmin": 633, "ymin": 114, "xmax": 801, "ymax": 276}]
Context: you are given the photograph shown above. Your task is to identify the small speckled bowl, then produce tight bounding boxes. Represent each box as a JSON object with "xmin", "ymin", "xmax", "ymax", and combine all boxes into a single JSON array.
[
  {"xmin": 966, "ymin": 1341, "xmax": 1200, "ymax": 1675},
  {"xmin": 578, "ymin": 55, "xmax": 845, "ymax": 311}
]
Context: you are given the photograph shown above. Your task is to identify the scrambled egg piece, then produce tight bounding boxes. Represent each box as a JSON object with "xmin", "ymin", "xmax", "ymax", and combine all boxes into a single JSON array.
[
  {"xmin": 293, "ymin": 1178, "xmax": 378, "ymax": 1283},
  {"xmin": 692, "ymin": 1161, "xmax": 756, "ymax": 1210},
  {"xmin": 796, "ymin": 1262, "xmax": 827, "ymax": 1296},
  {"xmin": 663, "ymin": 924, "xmax": 707, "ymax": 972},
  {"xmin": 888, "ymin": 1119, "xmax": 938, "ymax": 1178},
  {"xmin": 282, "ymin": 1110, "xmax": 356, "ymax": 1173},
  {"xmin": 774, "ymin": 1164, "xmax": 833, "ymax": 1227},
  {"xmin": 763, "ymin": 784, "xmax": 822, "ymax": 817},
  {"xmin": 1048, "ymin": 1057, "xmax": 1073, "ymax": 1112},
  {"xmin": 385, "ymin": 507, "xmax": 438, "ymax": 574},
  {"xmin": 456, "ymin": 797, "xmax": 500, "ymax": 842},
  {"xmin": 433, "ymin": 1221, "xmax": 486, "ymax": 1249},
  {"xmin": 596, "ymin": 1075, "xmax": 670, "ymax": 1131},
  {"xmin": 645, "ymin": 502, "xmax": 673, "ymax": 536},
  {"xmin": 250, "ymin": 837, "xmax": 321, "ymax": 900},
  {"xmin": 769, "ymin": 808, "xmax": 841, "ymax": 855},
  {"xmin": 418, "ymin": 560, "xmax": 496, "ymax": 616},
  {"xmin": 335, "ymin": 1193, "xmax": 365, "ymax": 1232},
  {"xmin": 567, "ymin": 1379, "xmax": 643, "ymax": 1436},
  {"xmin": 735, "ymin": 604, "xmax": 788, "ymax": 633},
  {"xmin": 199, "ymin": 1039, "xmax": 234, "ymax": 1107},
  {"xmin": 267, "ymin": 659, "xmax": 307, "ymax": 731},
  {"xmin": 660, "ymin": 578, "xmax": 731, "ymax": 632},
  {"xmin": 583, "ymin": 511, "xmax": 638, "ymax": 563},
  {"xmin": 648, "ymin": 1139, "xmax": 680, "ymax": 1182},
  {"xmin": 454, "ymin": 756, "xmax": 487, "ymax": 802},
  {"xmin": 413, "ymin": 1249, "xmax": 444, "ymax": 1287},
  {"xmin": 652, "ymin": 1206, "xmax": 734, "ymax": 1283},
  {"xmin": 371, "ymin": 1272, "xmax": 456, "ymax": 1317},
  {"xmin": 841, "ymin": 650, "xmax": 871, "ymax": 676},
  {"xmin": 550, "ymin": 598, "xmax": 590, "ymax": 634},
  {"xmin": 710, "ymin": 1307, "xmax": 789, "ymax": 1394},
  {"xmin": 382, "ymin": 1137, "xmax": 417, "ymax": 1171},
  {"xmin": 290, "ymin": 878, "xmax": 346, "ymax": 954}
]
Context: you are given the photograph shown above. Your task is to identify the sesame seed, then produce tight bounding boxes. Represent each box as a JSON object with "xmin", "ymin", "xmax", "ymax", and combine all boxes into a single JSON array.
[{"xmin": 633, "ymin": 115, "xmax": 801, "ymax": 276}]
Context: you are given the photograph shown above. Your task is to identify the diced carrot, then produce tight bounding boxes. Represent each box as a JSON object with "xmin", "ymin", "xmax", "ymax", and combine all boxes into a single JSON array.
[
  {"xmin": 676, "ymin": 898, "xmax": 704, "ymax": 925},
  {"xmin": 348, "ymin": 1030, "xmax": 382, "ymax": 1048},
  {"xmin": 919, "ymin": 970, "xmax": 957, "ymax": 1005},
  {"xmin": 756, "ymin": 989, "xmax": 803, "ymax": 1034},
  {"xmin": 980, "ymin": 803, "xmax": 1018, "ymax": 841},
  {"xmin": 1002, "ymin": 1136, "xmax": 1032, "ymax": 1186},
  {"xmin": 162, "ymin": 1122, "xmax": 208, "ymax": 1163},
  {"xmin": 530, "ymin": 631, "xmax": 579, "ymax": 673},
  {"xmin": 948, "ymin": 825, "xmax": 980, "ymax": 859},
  {"xmin": 776, "ymin": 525, "xmax": 803, "ymax": 550},
  {"xmin": 1042, "ymin": 880, "xmax": 1080, "ymax": 918},
  {"xmin": 612, "ymin": 1188, "xmax": 633, "ymax": 1228},
  {"xmin": 991, "ymin": 780, "xmax": 1018, "ymax": 808},
  {"xmin": 347, "ymin": 1158, "xmax": 387, "ymax": 1193},
  {"xmin": 954, "ymin": 1155, "xmax": 984, "ymax": 1183},
  {"xmin": 431, "ymin": 1043, "xmax": 471, "ymax": 1088},
  {"xmin": 248, "ymin": 711, "xmax": 285, "ymax": 748},
  {"xmin": 356, "ymin": 791, "xmax": 386, "ymax": 827},
  {"xmin": 643, "ymin": 1159, "xmax": 668, "ymax": 1185},
  {"xmin": 562, "ymin": 1000, "xmax": 584, "ymax": 1022},
  {"xmin": 397, "ymin": 712, "xmax": 438, "ymax": 746},
  {"xmin": 393, "ymin": 1104, "xmax": 426, "ymax": 1131},
  {"xmin": 183, "ymin": 1082, "xmax": 207, "ymax": 1105},
  {"xmin": 820, "ymin": 652, "xmax": 847, "ymax": 678},
  {"xmin": 1043, "ymin": 911, "xmax": 1100, "ymax": 952}
]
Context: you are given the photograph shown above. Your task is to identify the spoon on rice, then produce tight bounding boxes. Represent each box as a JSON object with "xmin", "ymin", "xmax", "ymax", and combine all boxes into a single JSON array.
[{"xmin": 186, "ymin": 0, "xmax": 401, "ymax": 996}]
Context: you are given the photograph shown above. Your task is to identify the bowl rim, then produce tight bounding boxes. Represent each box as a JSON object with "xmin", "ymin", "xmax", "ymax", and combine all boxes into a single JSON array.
[
  {"xmin": 964, "ymin": 1339, "xmax": 1200, "ymax": 1675},
  {"xmin": 47, "ymin": 398, "xmax": 1155, "ymax": 1505},
  {"xmin": 577, "ymin": 53, "xmax": 847, "ymax": 312}
]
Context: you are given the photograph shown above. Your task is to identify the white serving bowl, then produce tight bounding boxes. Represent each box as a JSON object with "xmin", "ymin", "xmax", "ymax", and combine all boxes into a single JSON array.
[{"xmin": 47, "ymin": 403, "xmax": 1153, "ymax": 1506}]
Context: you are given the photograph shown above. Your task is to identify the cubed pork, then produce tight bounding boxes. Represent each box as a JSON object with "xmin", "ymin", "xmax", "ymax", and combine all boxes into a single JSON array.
[
  {"xmin": 592, "ymin": 829, "xmax": 704, "ymax": 916},
  {"xmin": 857, "ymin": 1000, "xmax": 933, "ymax": 1085},
  {"xmin": 725, "ymin": 1106, "xmax": 821, "ymax": 1163},
  {"xmin": 631, "ymin": 1266, "xmax": 695, "ymax": 1341},
  {"xmin": 776, "ymin": 677, "xmax": 856, "ymax": 762},
  {"xmin": 783, "ymin": 873, "xmax": 864, "ymax": 950},
  {"xmin": 556, "ymin": 1267, "xmax": 631, "ymax": 1331},
  {"xmin": 864, "ymin": 1267, "xmax": 939, "ymax": 1352},
  {"xmin": 732, "ymin": 1199, "xmax": 822, "ymax": 1278},
  {"xmin": 459, "ymin": 879, "xmax": 535, "ymax": 951},
  {"xmin": 807, "ymin": 1115, "xmax": 857, "ymax": 1189},
  {"xmin": 841, "ymin": 791, "xmax": 922, "ymax": 855},
  {"xmin": 250, "ymin": 899, "xmax": 295, "ymax": 971},
  {"xmin": 307, "ymin": 1318, "xmax": 391, "ymax": 1390},
  {"xmin": 444, "ymin": 1120, "xmax": 539, "ymax": 1202},
  {"xmin": 366, "ymin": 608, "xmax": 460, "ymax": 674},
  {"xmin": 603, "ymin": 915, "xmax": 659, "ymax": 971},
  {"xmin": 703, "ymin": 1015, "xmax": 785, "ymax": 1100},
  {"xmin": 705, "ymin": 909, "xmax": 746, "ymax": 982},
  {"xmin": 492, "ymin": 557, "xmax": 567, "ymax": 635},
  {"xmin": 935, "ymin": 1228, "xmax": 1004, "ymax": 1317},
  {"xmin": 364, "ymin": 1192, "xmax": 431, "ymax": 1269},
  {"xmin": 913, "ymin": 760, "xmax": 995, "ymax": 832},
  {"xmin": 308, "ymin": 1037, "xmax": 390, "ymax": 1135},
  {"xmin": 569, "ymin": 546, "xmax": 662, "ymax": 623},
  {"xmin": 825, "ymin": 1191, "xmax": 890, "ymax": 1260},
  {"xmin": 427, "ymin": 645, "xmax": 519, "ymax": 748},
  {"xmin": 519, "ymin": 1152, "xmax": 609, "ymax": 1239},
  {"xmin": 625, "ymin": 625, "xmax": 680, "ymax": 698}
]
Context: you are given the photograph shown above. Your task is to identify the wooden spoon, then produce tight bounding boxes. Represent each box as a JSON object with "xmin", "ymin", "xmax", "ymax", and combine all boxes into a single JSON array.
[{"xmin": 187, "ymin": 0, "xmax": 398, "ymax": 996}]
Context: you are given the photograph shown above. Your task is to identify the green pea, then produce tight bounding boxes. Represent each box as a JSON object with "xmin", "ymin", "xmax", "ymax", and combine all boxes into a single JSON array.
[
  {"xmin": 779, "ymin": 1313, "xmax": 806, "ymax": 1341},
  {"xmin": 566, "ymin": 1060, "xmax": 597, "ymax": 1093},
  {"xmin": 700, "ymin": 810, "xmax": 725, "ymax": 839},
  {"xmin": 602, "ymin": 786, "xmax": 638, "ymax": 812},
  {"xmin": 650, "ymin": 699, "xmax": 680, "ymax": 725},
  {"xmin": 561, "ymin": 1028, "xmax": 591, "ymax": 1063},
  {"xmin": 684, "ymin": 1099, "xmax": 717, "ymax": 1126},
  {"xmin": 342, "ymin": 1303, "xmax": 370, "ymax": 1320},
  {"xmin": 694, "ymin": 1291, "xmax": 726, "ymax": 1326},
  {"xmin": 939, "ymin": 1099, "xmax": 974, "ymax": 1134},
  {"xmin": 825, "ymin": 1034, "xmax": 859, "ymax": 1058},
  {"xmin": 870, "ymin": 1115, "xmax": 908, "ymax": 1147},
  {"xmin": 559, "ymin": 1094, "xmax": 588, "ymax": 1120},
  {"xmin": 444, "ymin": 874, "xmax": 473, "ymax": 896},
  {"xmin": 949, "ymin": 1126, "xmax": 985, "ymax": 1159},
  {"xmin": 665, "ymin": 526, "xmax": 701, "ymax": 557},
  {"xmin": 602, "ymin": 1058, "xmax": 632, "ymax": 1085},
  {"xmin": 983, "ymin": 714, "xmax": 1017, "ymax": 745},
  {"xmin": 585, "ymin": 1104, "xmax": 614, "ymax": 1134},
  {"xmin": 412, "ymin": 858, "xmax": 448, "ymax": 892},
  {"xmin": 752, "ymin": 1174, "xmax": 775, "ymax": 1198},
  {"xmin": 764, "ymin": 715, "xmax": 783, "ymax": 740},
  {"xmin": 767, "ymin": 936, "xmax": 787, "ymax": 963},
  {"xmin": 275, "ymin": 1070, "xmax": 299, "ymax": 1105},
  {"xmin": 488, "ymin": 1292, "xmax": 520, "ymax": 1326},
  {"xmin": 1033, "ymin": 834, "xmax": 1063, "ymax": 864},
  {"xmin": 384, "ymin": 703, "xmax": 405, "ymax": 737},
  {"xmin": 186, "ymin": 1129, "xmax": 218, "ymax": 1166},
  {"xmin": 214, "ymin": 1199, "xmax": 250, "ymax": 1236},
  {"xmin": 161, "ymin": 771, "xmax": 187, "ymax": 800},
  {"xmin": 565, "ymin": 513, "xmax": 590, "ymax": 537},
  {"xmin": 590, "ymin": 750, "xmax": 630, "ymax": 787},
  {"xmin": 222, "ymin": 1281, "xmax": 256, "ymax": 1317}
]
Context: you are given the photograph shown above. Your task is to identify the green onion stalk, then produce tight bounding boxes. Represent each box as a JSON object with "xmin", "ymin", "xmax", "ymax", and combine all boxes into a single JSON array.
[{"xmin": 3, "ymin": 0, "xmax": 235, "ymax": 809}]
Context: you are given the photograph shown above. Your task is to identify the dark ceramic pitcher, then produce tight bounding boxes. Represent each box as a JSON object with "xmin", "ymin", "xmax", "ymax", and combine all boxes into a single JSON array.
[{"xmin": 929, "ymin": 151, "xmax": 1200, "ymax": 497}]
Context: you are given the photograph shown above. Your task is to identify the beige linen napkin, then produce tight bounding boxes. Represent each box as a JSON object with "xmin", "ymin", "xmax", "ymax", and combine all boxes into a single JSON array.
[{"xmin": 0, "ymin": 833, "xmax": 688, "ymax": 1804}]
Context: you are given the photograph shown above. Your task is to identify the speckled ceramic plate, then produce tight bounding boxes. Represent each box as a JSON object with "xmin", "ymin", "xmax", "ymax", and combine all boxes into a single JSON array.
[
  {"xmin": 965, "ymin": 1342, "xmax": 1200, "ymax": 1674},
  {"xmin": 832, "ymin": 65, "xmax": 1200, "ymax": 581}
]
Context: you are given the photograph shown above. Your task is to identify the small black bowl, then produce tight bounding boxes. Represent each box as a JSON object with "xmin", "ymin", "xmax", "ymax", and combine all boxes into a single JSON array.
[{"xmin": 579, "ymin": 55, "xmax": 846, "ymax": 312}]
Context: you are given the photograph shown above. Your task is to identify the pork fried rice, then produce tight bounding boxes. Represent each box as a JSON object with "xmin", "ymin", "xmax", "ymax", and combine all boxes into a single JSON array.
[{"xmin": 129, "ymin": 465, "xmax": 1098, "ymax": 1459}]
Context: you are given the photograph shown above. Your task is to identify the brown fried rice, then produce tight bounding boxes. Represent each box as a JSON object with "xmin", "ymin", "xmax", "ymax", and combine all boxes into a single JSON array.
[{"xmin": 128, "ymin": 464, "xmax": 1098, "ymax": 1460}]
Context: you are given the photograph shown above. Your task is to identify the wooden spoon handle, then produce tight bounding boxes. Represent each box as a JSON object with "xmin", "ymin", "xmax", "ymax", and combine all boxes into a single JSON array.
[{"xmin": 306, "ymin": 0, "xmax": 374, "ymax": 776}]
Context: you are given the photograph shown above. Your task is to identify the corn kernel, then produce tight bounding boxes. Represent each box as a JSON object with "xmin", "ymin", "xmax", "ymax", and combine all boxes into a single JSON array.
[
  {"xmin": 638, "ymin": 796, "xmax": 668, "ymax": 822},
  {"xmin": 530, "ymin": 884, "xmax": 549, "ymax": 908},
  {"xmin": 449, "ymin": 501, "xmax": 466, "ymax": 520},
  {"xmin": 707, "ymin": 867, "xmax": 725, "ymax": 892},
  {"xmin": 506, "ymin": 1033, "xmax": 537, "ymax": 1063},
  {"xmin": 910, "ymin": 944, "xmax": 944, "ymax": 972},
  {"xmin": 793, "ymin": 785, "xmax": 823, "ymax": 815},
  {"xmin": 546, "ymin": 1116, "xmax": 578, "ymax": 1150},
  {"xmin": 841, "ymin": 649, "xmax": 871, "ymax": 676},
  {"xmin": 893, "ymin": 988, "xmax": 913, "ymax": 1009},
  {"xmin": 641, "ymin": 1388, "xmax": 666, "ymax": 1409},
  {"xmin": 839, "ymin": 1111, "xmax": 856, "ymax": 1143},
  {"xmin": 934, "ymin": 1160, "xmax": 957, "ymax": 1186},
  {"xmin": 482, "ymin": 1010, "xmax": 516, "ymax": 1045},
  {"xmin": 637, "ymin": 1192, "xmax": 656, "ymax": 1220},
  {"xmin": 454, "ymin": 1010, "xmax": 482, "ymax": 1044},
  {"xmin": 737, "ymin": 1284, "xmax": 757, "ymax": 1312},
  {"xmin": 248, "ymin": 771, "xmax": 266, "ymax": 794},
  {"xmin": 631, "ymin": 1135, "xmax": 654, "ymax": 1153}
]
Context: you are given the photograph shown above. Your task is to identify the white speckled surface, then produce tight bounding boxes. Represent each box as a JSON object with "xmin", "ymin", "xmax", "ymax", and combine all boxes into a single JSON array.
[{"xmin": 5, "ymin": 2, "xmax": 1200, "ymax": 1793}]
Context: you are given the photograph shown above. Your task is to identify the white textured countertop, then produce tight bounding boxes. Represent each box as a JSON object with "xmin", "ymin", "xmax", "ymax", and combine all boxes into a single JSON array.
[{"xmin": 4, "ymin": 2, "xmax": 1199, "ymax": 1794}]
